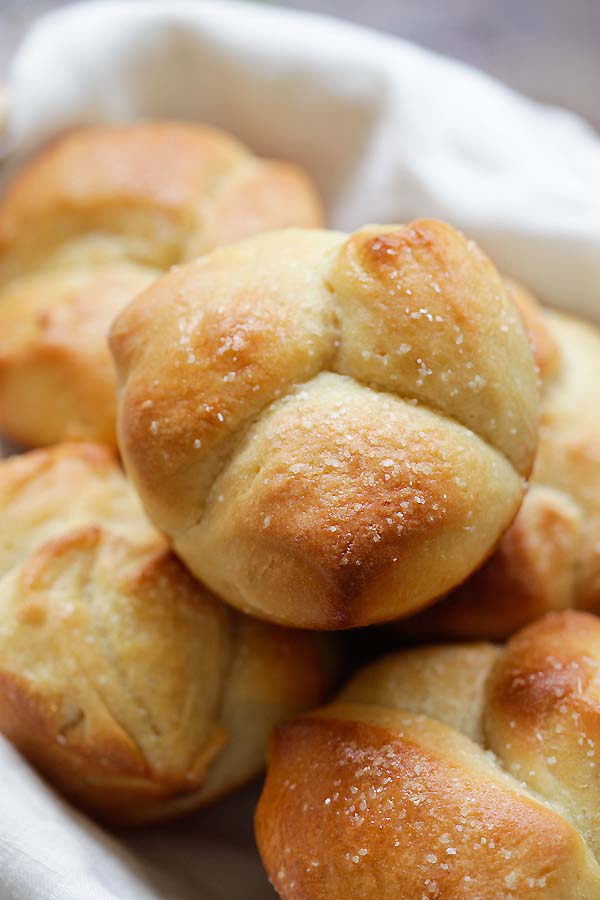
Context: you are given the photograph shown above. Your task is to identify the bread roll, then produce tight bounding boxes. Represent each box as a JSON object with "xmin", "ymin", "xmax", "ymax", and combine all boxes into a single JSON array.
[
  {"xmin": 256, "ymin": 611, "xmax": 600, "ymax": 899},
  {"xmin": 401, "ymin": 291, "xmax": 600, "ymax": 640},
  {"xmin": 0, "ymin": 122, "xmax": 322, "ymax": 446},
  {"xmin": 111, "ymin": 220, "xmax": 539, "ymax": 629},
  {"xmin": 0, "ymin": 443, "xmax": 332, "ymax": 824}
]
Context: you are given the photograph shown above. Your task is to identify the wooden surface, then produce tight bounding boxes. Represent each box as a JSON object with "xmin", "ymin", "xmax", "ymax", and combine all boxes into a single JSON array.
[{"xmin": 0, "ymin": 0, "xmax": 599, "ymax": 131}]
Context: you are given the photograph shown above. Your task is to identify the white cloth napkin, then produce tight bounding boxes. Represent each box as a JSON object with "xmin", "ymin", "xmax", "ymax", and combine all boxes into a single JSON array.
[{"xmin": 2, "ymin": 1, "xmax": 600, "ymax": 897}]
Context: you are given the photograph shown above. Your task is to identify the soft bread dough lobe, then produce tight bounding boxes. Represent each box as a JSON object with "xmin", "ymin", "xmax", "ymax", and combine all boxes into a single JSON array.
[{"xmin": 175, "ymin": 374, "xmax": 522, "ymax": 628}]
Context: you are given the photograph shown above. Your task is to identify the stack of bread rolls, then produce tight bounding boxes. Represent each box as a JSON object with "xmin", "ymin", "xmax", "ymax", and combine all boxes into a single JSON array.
[{"xmin": 1, "ymin": 119, "xmax": 599, "ymax": 898}]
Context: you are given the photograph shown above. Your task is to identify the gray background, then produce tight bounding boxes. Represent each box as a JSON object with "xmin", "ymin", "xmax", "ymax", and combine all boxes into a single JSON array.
[{"xmin": 1, "ymin": 0, "xmax": 599, "ymax": 131}]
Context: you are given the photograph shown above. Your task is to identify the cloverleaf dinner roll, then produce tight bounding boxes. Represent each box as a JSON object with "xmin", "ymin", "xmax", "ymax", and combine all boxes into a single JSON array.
[
  {"xmin": 0, "ymin": 444, "xmax": 332, "ymax": 824},
  {"xmin": 111, "ymin": 221, "xmax": 539, "ymax": 629},
  {"xmin": 402, "ymin": 286, "xmax": 600, "ymax": 640},
  {"xmin": 0, "ymin": 122, "xmax": 323, "ymax": 447},
  {"xmin": 256, "ymin": 611, "xmax": 600, "ymax": 899}
]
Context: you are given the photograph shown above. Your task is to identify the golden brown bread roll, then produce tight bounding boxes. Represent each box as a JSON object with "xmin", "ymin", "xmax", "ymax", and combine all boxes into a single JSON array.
[
  {"xmin": 0, "ymin": 122, "xmax": 323, "ymax": 446},
  {"xmin": 256, "ymin": 610, "xmax": 600, "ymax": 899},
  {"xmin": 0, "ymin": 443, "xmax": 332, "ymax": 824},
  {"xmin": 401, "ymin": 295, "xmax": 600, "ymax": 640},
  {"xmin": 111, "ymin": 220, "xmax": 539, "ymax": 630}
]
